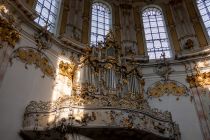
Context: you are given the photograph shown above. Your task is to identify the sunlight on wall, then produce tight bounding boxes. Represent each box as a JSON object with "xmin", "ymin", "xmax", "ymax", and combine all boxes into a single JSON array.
[
  {"xmin": 76, "ymin": 70, "xmax": 81, "ymax": 83},
  {"xmin": 48, "ymin": 113, "xmax": 56, "ymax": 123},
  {"xmin": 48, "ymin": 56, "xmax": 75, "ymax": 124},
  {"xmin": 52, "ymin": 57, "xmax": 73, "ymax": 101},
  {"xmin": 0, "ymin": 5, "xmax": 9, "ymax": 13},
  {"xmin": 48, "ymin": 55, "xmax": 85, "ymax": 124}
]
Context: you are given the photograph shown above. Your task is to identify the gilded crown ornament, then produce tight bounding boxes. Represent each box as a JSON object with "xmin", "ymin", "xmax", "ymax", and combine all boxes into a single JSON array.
[{"xmin": 0, "ymin": 4, "xmax": 20, "ymax": 48}]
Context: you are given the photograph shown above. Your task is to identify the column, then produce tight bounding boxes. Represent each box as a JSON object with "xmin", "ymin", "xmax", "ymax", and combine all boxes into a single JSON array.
[
  {"xmin": 165, "ymin": 4, "xmax": 181, "ymax": 54},
  {"xmin": 114, "ymin": 4, "xmax": 121, "ymax": 45},
  {"xmin": 81, "ymin": 0, "xmax": 91, "ymax": 45},
  {"xmin": 59, "ymin": 0, "xmax": 70, "ymax": 35}
]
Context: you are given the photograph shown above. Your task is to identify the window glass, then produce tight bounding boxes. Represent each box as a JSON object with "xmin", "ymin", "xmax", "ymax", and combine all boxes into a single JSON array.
[
  {"xmin": 35, "ymin": 0, "xmax": 60, "ymax": 32},
  {"xmin": 90, "ymin": 2, "xmax": 111, "ymax": 46},
  {"xmin": 142, "ymin": 7, "xmax": 171, "ymax": 59},
  {"xmin": 197, "ymin": 0, "xmax": 210, "ymax": 37}
]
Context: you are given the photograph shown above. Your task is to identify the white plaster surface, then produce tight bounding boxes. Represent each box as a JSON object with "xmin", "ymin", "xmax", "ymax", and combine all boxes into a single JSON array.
[{"xmin": 149, "ymin": 95, "xmax": 203, "ymax": 140}]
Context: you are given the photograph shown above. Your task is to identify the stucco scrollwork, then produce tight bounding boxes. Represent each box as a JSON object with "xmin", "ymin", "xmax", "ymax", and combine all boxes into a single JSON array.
[
  {"xmin": 186, "ymin": 71, "xmax": 210, "ymax": 88},
  {"xmin": 10, "ymin": 47, "xmax": 55, "ymax": 78},
  {"xmin": 147, "ymin": 80, "xmax": 188, "ymax": 99},
  {"xmin": 0, "ymin": 4, "xmax": 20, "ymax": 47},
  {"xmin": 155, "ymin": 53, "xmax": 173, "ymax": 81},
  {"xmin": 9, "ymin": 22, "xmax": 57, "ymax": 78},
  {"xmin": 59, "ymin": 61, "xmax": 76, "ymax": 80},
  {"xmin": 34, "ymin": 29, "xmax": 51, "ymax": 50},
  {"xmin": 184, "ymin": 39, "xmax": 194, "ymax": 50}
]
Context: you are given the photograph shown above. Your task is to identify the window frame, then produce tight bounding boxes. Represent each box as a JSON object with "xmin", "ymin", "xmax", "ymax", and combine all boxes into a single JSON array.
[
  {"xmin": 141, "ymin": 5, "xmax": 173, "ymax": 60},
  {"xmin": 90, "ymin": 0, "xmax": 112, "ymax": 47},
  {"xmin": 34, "ymin": 0, "xmax": 62, "ymax": 34}
]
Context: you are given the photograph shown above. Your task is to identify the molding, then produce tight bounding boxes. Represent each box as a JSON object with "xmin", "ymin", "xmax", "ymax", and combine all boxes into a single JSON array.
[{"xmin": 6, "ymin": 0, "xmax": 37, "ymax": 20}]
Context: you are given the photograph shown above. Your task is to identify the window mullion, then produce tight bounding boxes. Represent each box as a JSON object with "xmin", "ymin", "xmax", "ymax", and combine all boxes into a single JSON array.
[
  {"xmin": 90, "ymin": 2, "xmax": 111, "ymax": 46},
  {"xmin": 143, "ymin": 7, "xmax": 171, "ymax": 60}
]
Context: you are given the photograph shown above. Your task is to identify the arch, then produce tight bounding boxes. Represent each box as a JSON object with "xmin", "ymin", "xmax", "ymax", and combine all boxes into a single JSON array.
[
  {"xmin": 142, "ymin": 6, "xmax": 172, "ymax": 60},
  {"xmin": 90, "ymin": 1, "xmax": 112, "ymax": 46}
]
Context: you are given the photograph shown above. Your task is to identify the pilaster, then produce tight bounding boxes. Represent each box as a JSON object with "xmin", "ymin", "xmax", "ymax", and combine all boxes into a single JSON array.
[
  {"xmin": 59, "ymin": 0, "xmax": 70, "ymax": 35},
  {"xmin": 165, "ymin": 4, "xmax": 181, "ymax": 54},
  {"xmin": 81, "ymin": 0, "xmax": 91, "ymax": 45},
  {"xmin": 114, "ymin": 4, "xmax": 121, "ymax": 46},
  {"xmin": 133, "ymin": 6, "xmax": 145, "ymax": 55},
  {"xmin": 185, "ymin": 0, "xmax": 208, "ymax": 48}
]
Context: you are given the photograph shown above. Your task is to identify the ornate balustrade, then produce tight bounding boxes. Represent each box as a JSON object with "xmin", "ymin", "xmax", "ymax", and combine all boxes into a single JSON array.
[{"xmin": 22, "ymin": 94, "xmax": 180, "ymax": 140}]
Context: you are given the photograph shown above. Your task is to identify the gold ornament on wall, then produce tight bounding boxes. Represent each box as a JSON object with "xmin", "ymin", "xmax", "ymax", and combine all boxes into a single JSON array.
[
  {"xmin": 147, "ymin": 80, "xmax": 188, "ymax": 99},
  {"xmin": 10, "ymin": 47, "xmax": 55, "ymax": 78},
  {"xmin": 154, "ymin": 53, "xmax": 173, "ymax": 81},
  {"xmin": 59, "ymin": 61, "xmax": 75, "ymax": 80},
  {"xmin": 184, "ymin": 39, "xmax": 194, "ymax": 50},
  {"xmin": 186, "ymin": 71, "xmax": 210, "ymax": 88},
  {"xmin": 0, "ymin": 4, "xmax": 20, "ymax": 47},
  {"xmin": 9, "ymin": 20, "xmax": 57, "ymax": 78}
]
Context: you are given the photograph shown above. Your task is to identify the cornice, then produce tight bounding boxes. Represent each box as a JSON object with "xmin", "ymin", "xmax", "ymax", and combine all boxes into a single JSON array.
[
  {"xmin": 4, "ymin": 0, "xmax": 85, "ymax": 55},
  {"xmin": 5, "ymin": 0, "xmax": 210, "ymax": 65},
  {"xmin": 6, "ymin": 0, "xmax": 37, "ymax": 20}
]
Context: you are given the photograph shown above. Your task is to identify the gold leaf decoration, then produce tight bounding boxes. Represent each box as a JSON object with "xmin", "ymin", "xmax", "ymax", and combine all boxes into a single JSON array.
[
  {"xmin": 59, "ymin": 61, "xmax": 75, "ymax": 80},
  {"xmin": 11, "ymin": 47, "xmax": 55, "ymax": 78},
  {"xmin": 148, "ymin": 80, "xmax": 188, "ymax": 98},
  {"xmin": 0, "ymin": 5, "xmax": 20, "ymax": 47},
  {"xmin": 186, "ymin": 71, "xmax": 210, "ymax": 88}
]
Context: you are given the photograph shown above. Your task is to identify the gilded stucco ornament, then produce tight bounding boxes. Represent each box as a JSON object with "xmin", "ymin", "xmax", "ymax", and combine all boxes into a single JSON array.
[
  {"xmin": 34, "ymin": 26, "xmax": 52, "ymax": 50},
  {"xmin": 10, "ymin": 47, "xmax": 55, "ymax": 78},
  {"xmin": 186, "ymin": 71, "xmax": 210, "ymax": 88},
  {"xmin": 147, "ymin": 80, "xmax": 188, "ymax": 99},
  {"xmin": 0, "ymin": 4, "xmax": 20, "ymax": 47},
  {"xmin": 185, "ymin": 62, "xmax": 210, "ymax": 88},
  {"xmin": 184, "ymin": 39, "xmax": 194, "ymax": 50},
  {"xmin": 154, "ymin": 53, "xmax": 173, "ymax": 81},
  {"xmin": 59, "ymin": 61, "xmax": 75, "ymax": 80},
  {"xmin": 9, "ymin": 23, "xmax": 56, "ymax": 78}
]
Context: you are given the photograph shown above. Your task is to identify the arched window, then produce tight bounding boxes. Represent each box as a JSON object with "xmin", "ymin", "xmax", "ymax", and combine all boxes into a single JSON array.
[
  {"xmin": 142, "ymin": 7, "xmax": 171, "ymax": 59},
  {"xmin": 35, "ymin": 0, "xmax": 61, "ymax": 32},
  {"xmin": 90, "ymin": 2, "xmax": 111, "ymax": 46},
  {"xmin": 197, "ymin": 0, "xmax": 210, "ymax": 37}
]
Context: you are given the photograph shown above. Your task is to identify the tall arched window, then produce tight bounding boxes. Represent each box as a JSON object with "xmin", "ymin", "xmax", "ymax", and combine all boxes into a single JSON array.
[
  {"xmin": 197, "ymin": 0, "xmax": 210, "ymax": 37},
  {"xmin": 90, "ymin": 2, "xmax": 111, "ymax": 46},
  {"xmin": 142, "ymin": 7, "xmax": 171, "ymax": 59},
  {"xmin": 35, "ymin": 0, "xmax": 61, "ymax": 32}
]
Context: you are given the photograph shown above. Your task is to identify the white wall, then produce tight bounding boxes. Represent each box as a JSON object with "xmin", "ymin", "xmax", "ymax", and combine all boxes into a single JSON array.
[{"xmin": 149, "ymin": 95, "xmax": 203, "ymax": 140}]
